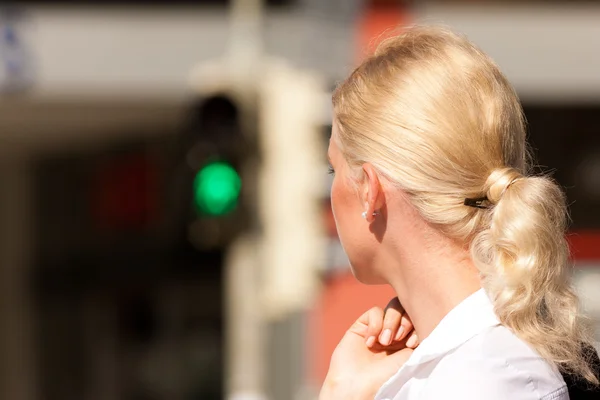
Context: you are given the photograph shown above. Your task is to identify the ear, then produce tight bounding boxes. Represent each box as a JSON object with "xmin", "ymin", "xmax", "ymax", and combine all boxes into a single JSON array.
[{"xmin": 361, "ymin": 163, "xmax": 385, "ymax": 223}]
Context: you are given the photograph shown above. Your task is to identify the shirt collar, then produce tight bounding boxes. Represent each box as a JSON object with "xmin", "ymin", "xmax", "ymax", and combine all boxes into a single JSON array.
[{"xmin": 404, "ymin": 288, "xmax": 501, "ymax": 367}]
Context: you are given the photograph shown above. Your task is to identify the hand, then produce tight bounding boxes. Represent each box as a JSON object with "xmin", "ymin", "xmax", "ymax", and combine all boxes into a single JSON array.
[
  {"xmin": 365, "ymin": 297, "xmax": 419, "ymax": 349},
  {"xmin": 319, "ymin": 298, "xmax": 418, "ymax": 400}
]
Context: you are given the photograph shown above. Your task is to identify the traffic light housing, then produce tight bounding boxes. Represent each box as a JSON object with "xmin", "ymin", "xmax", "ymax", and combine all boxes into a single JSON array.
[{"xmin": 180, "ymin": 93, "xmax": 254, "ymax": 250}]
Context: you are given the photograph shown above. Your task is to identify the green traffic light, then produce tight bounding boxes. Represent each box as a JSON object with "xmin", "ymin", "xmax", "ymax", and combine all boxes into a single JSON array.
[{"xmin": 193, "ymin": 161, "xmax": 242, "ymax": 216}]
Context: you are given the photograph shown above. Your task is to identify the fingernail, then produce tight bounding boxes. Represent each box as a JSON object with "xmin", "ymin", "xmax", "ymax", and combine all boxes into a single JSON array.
[
  {"xmin": 366, "ymin": 336, "xmax": 376, "ymax": 348},
  {"xmin": 380, "ymin": 329, "xmax": 392, "ymax": 346},
  {"xmin": 406, "ymin": 334, "xmax": 418, "ymax": 348},
  {"xmin": 395, "ymin": 326, "xmax": 406, "ymax": 341}
]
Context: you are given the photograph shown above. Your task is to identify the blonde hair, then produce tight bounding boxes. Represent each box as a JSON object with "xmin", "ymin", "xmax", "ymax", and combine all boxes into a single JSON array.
[{"xmin": 333, "ymin": 25, "xmax": 597, "ymax": 383}]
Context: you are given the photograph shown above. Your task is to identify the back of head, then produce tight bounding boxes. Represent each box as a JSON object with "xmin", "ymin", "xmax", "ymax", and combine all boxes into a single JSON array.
[{"xmin": 333, "ymin": 25, "xmax": 597, "ymax": 383}]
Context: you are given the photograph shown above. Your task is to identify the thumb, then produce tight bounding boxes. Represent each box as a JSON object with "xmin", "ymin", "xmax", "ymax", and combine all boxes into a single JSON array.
[{"xmin": 349, "ymin": 306, "xmax": 384, "ymax": 338}]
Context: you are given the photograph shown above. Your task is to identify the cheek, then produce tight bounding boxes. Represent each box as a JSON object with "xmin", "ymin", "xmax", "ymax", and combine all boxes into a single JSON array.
[
  {"xmin": 330, "ymin": 175, "xmax": 359, "ymax": 241},
  {"xmin": 330, "ymin": 175, "xmax": 347, "ymax": 223},
  {"xmin": 329, "ymin": 175, "xmax": 384, "ymax": 284}
]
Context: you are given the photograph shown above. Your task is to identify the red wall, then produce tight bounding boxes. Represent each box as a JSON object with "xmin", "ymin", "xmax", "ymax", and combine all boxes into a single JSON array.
[
  {"xmin": 308, "ymin": 272, "xmax": 396, "ymax": 384},
  {"xmin": 568, "ymin": 231, "xmax": 600, "ymax": 261},
  {"xmin": 356, "ymin": 5, "xmax": 411, "ymax": 62}
]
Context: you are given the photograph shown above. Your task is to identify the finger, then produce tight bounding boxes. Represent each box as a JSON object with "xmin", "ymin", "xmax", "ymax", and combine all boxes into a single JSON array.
[
  {"xmin": 380, "ymin": 298, "xmax": 403, "ymax": 346},
  {"xmin": 405, "ymin": 331, "xmax": 419, "ymax": 349},
  {"xmin": 349, "ymin": 311, "xmax": 370, "ymax": 337},
  {"xmin": 366, "ymin": 307, "xmax": 384, "ymax": 348},
  {"xmin": 395, "ymin": 313, "xmax": 414, "ymax": 342},
  {"xmin": 369, "ymin": 339, "xmax": 408, "ymax": 353},
  {"xmin": 349, "ymin": 306, "xmax": 384, "ymax": 348}
]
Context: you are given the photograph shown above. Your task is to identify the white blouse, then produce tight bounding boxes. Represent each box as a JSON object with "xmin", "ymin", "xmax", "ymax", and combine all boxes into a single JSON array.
[{"xmin": 374, "ymin": 289, "xmax": 568, "ymax": 400}]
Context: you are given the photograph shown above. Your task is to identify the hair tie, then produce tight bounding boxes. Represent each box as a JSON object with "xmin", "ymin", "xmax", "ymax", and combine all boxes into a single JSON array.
[
  {"xmin": 464, "ymin": 196, "xmax": 489, "ymax": 209},
  {"xmin": 464, "ymin": 169, "xmax": 523, "ymax": 209}
]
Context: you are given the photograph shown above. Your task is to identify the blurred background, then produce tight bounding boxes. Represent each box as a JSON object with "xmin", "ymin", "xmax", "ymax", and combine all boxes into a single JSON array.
[{"xmin": 0, "ymin": 1, "xmax": 599, "ymax": 399}]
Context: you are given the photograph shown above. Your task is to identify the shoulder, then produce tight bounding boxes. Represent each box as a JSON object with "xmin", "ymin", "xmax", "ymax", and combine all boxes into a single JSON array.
[{"xmin": 423, "ymin": 325, "xmax": 567, "ymax": 400}]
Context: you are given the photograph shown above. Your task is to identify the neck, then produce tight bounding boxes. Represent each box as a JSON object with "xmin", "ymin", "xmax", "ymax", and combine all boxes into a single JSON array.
[{"xmin": 383, "ymin": 234, "xmax": 482, "ymax": 341}]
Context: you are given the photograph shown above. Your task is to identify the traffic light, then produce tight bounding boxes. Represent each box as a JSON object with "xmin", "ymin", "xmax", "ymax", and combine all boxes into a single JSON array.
[{"xmin": 180, "ymin": 93, "xmax": 254, "ymax": 250}]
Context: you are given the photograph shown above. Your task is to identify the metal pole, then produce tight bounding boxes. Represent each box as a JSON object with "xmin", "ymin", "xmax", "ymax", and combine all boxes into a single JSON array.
[
  {"xmin": 225, "ymin": 2, "xmax": 266, "ymax": 400},
  {"xmin": 228, "ymin": 0, "xmax": 264, "ymax": 90},
  {"xmin": 225, "ymin": 235, "xmax": 267, "ymax": 400},
  {"xmin": 258, "ymin": 62, "xmax": 326, "ymax": 400}
]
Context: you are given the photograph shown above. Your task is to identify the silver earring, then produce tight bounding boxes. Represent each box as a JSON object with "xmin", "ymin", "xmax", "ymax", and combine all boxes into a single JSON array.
[{"xmin": 362, "ymin": 211, "xmax": 378, "ymax": 219}]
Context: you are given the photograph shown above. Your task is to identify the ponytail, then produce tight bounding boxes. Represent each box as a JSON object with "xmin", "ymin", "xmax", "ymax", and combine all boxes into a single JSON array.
[{"xmin": 472, "ymin": 167, "xmax": 598, "ymax": 384}]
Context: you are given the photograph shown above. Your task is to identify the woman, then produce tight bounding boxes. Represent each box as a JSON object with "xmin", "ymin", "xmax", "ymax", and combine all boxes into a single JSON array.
[{"xmin": 319, "ymin": 26, "xmax": 599, "ymax": 400}]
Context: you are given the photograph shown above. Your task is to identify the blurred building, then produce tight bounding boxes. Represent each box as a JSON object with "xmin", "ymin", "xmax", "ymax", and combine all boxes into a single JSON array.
[{"xmin": 0, "ymin": 1, "xmax": 599, "ymax": 400}]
